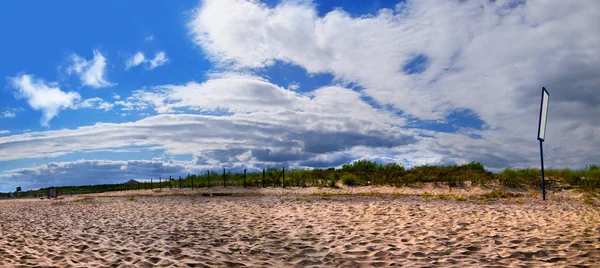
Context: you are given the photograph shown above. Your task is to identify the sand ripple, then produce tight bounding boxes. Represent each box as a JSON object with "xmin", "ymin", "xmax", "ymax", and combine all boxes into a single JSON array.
[{"xmin": 0, "ymin": 194, "xmax": 599, "ymax": 267}]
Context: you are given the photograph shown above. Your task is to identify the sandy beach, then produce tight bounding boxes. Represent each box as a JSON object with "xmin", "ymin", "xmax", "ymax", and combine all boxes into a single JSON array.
[{"xmin": 1, "ymin": 187, "xmax": 599, "ymax": 267}]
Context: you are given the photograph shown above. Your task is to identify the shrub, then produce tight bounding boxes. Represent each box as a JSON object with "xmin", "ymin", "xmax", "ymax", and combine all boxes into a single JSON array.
[
  {"xmin": 500, "ymin": 168, "xmax": 522, "ymax": 188},
  {"xmin": 341, "ymin": 174, "xmax": 358, "ymax": 186},
  {"xmin": 460, "ymin": 161, "xmax": 486, "ymax": 172}
]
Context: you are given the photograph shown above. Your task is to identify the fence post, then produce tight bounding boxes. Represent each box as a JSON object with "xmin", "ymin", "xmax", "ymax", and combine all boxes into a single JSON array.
[
  {"xmin": 282, "ymin": 167, "xmax": 285, "ymax": 188},
  {"xmin": 207, "ymin": 171, "xmax": 211, "ymax": 188},
  {"xmin": 151, "ymin": 178, "xmax": 153, "ymax": 190},
  {"xmin": 169, "ymin": 175, "xmax": 172, "ymax": 189},
  {"xmin": 262, "ymin": 168, "xmax": 265, "ymax": 188},
  {"xmin": 179, "ymin": 176, "xmax": 182, "ymax": 189},
  {"xmin": 159, "ymin": 177, "xmax": 162, "ymax": 190},
  {"xmin": 244, "ymin": 169, "xmax": 247, "ymax": 188},
  {"xmin": 223, "ymin": 168, "xmax": 226, "ymax": 188}
]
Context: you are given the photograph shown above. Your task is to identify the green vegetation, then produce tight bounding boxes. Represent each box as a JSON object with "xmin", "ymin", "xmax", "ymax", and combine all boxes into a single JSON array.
[
  {"xmin": 341, "ymin": 174, "xmax": 358, "ymax": 186},
  {"xmin": 499, "ymin": 165, "xmax": 600, "ymax": 191},
  {"xmin": 453, "ymin": 195, "xmax": 468, "ymax": 201},
  {"xmin": 2, "ymin": 160, "xmax": 598, "ymax": 197},
  {"xmin": 583, "ymin": 197, "xmax": 595, "ymax": 205}
]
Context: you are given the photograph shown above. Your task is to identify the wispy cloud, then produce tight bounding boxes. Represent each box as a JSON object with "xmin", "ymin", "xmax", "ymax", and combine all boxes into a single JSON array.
[
  {"xmin": 124, "ymin": 51, "xmax": 168, "ymax": 70},
  {"xmin": 67, "ymin": 50, "xmax": 115, "ymax": 88},
  {"xmin": 8, "ymin": 74, "xmax": 81, "ymax": 126},
  {"xmin": 0, "ymin": 130, "xmax": 9, "ymax": 135},
  {"xmin": 1, "ymin": 111, "xmax": 16, "ymax": 118},
  {"xmin": 72, "ymin": 97, "xmax": 114, "ymax": 111}
]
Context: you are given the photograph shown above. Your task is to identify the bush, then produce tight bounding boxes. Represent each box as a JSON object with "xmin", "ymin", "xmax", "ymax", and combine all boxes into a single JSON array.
[
  {"xmin": 500, "ymin": 168, "xmax": 522, "ymax": 188},
  {"xmin": 459, "ymin": 161, "xmax": 486, "ymax": 172},
  {"xmin": 341, "ymin": 174, "xmax": 358, "ymax": 186}
]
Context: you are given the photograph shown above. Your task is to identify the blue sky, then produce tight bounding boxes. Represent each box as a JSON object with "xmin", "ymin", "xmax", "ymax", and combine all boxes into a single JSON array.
[{"xmin": 1, "ymin": 0, "xmax": 599, "ymax": 192}]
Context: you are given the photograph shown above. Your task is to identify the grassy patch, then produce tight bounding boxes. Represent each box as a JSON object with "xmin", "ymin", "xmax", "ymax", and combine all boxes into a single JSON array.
[
  {"xmin": 583, "ymin": 197, "xmax": 595, "ymax": 205},
  {"xmin": 357, "ymin": 191, "xmax": 383, "ymax": 197},
  {"xmin": 481, "ymin": 190, "xmax": 522, "ymax": 199},
  {"xmin": 421, "ymin": 192, "xmax": 433, "ymax": 199},
  {"xmin": 436, "ymin": 194, "xmax": 450, "ymax": 200},
  {"xmin": 453, "ymin": 195, "xmax": 467, "ymax": 201}
]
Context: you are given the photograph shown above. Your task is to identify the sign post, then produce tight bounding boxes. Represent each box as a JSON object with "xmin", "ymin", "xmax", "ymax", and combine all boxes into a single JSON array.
[{"xmin": 537, "ymin": 87, "xmax": 549, "ymax": 200}]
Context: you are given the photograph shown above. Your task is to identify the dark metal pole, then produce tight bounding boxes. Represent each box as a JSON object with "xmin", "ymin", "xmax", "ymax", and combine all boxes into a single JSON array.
[
  {"xmin": 151, "ymin": 178, "xmax": 153, "ymax": 190},
  {"xmin": 159, "ymin": 177, "xmax": 162, "ymax": 190},
  {"xmin": 244, "ymin": 169, "xmax": 247, "ymax": 188},
  {"xmin": 282, "ymin": 167, "xmax": 285, "ymax": 188},
  {"xmin": 540, "ymin": 140, "xmax": 546, "ymax": 201},
  {"xmin": 208, "ymin": 171, "xmax": 211, "ymax": 188},
  {"xmin": 262, "ymin": 168, "xmax": 265, "ymax": 188},
  {"xmin": 223, "ymin": 168, "xmax": 226, "ymax": 188}
]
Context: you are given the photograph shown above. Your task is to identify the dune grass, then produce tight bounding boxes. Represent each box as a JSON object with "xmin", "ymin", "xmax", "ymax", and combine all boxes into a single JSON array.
[{"xmin": 6, "ymin": 160, "xmax": 599, "ymax": 197}]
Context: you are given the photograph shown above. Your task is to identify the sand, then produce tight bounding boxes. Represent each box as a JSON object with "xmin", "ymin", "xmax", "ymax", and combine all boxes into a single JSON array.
[{"xmin": 0, "ymin": 187, "xmax": 599, "ymax": 267}]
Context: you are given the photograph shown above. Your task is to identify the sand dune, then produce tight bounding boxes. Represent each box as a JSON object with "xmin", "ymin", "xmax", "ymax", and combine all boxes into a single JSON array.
[{"xmin": 0, "ymin": 189, "xmax": 599, "ymax": 267}]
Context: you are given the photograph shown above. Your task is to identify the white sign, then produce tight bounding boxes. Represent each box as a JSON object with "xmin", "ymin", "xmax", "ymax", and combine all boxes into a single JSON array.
[{"xmin": 538, "ymin": 87, "xmax": 549, "ymax": 141}]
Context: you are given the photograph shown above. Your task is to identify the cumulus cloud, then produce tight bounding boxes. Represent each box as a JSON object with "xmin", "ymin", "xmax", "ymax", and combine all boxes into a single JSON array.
[
  {"xmin": 67, "ymin": 50, "xmax": 115, "ymax": 88},
  {"xmin": 125, "ymin": 51, "xmax": 168, "ymax": 70},
  {"xmin": 0, "ymin": 75, "xmax": 418, "ymax": 169},
  {"xmin": 8, "ymin": 74, "xmax": 81, "ymax": 126},
  {"xmin": 187, "ymin": 0, "xmax": 600, "ymax": 169}
]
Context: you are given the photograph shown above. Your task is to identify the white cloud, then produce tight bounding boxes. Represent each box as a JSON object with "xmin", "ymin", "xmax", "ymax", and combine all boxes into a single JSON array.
[
  {"xmin": 288, "ymin": 82, "xmax": 300, "ymax": 91},
  {"xmin": 73, "ymin": 97, "xmax": 114, "ymax": 111},
  {"xmin": 67, "ymin": 50, "xmax": 115, "ymax": 88},
  {"xmin": 0, "ymin": 75, "xmax": 415, "ymax": 164},
  {"xmin": 0, "ymin": 130, "xmax": 9, "ymax": 135},
  {"xmin": 5, "ymin": 73, "xmax": 596, "ymax": 173},
  {"xmin": 187, "ymin": 0, "xmax": 600, "ymax": 170},
  {"xmin": 125, "ymin": 52, "xmax": 146, "ymax": 70},
  {"xmin": 145, "ymin": 35, "xmax": 154, "ymax": 41},
  {"xmin": 1, "ymin": 111, "xmax": 16, "ymax": 118},
  {"xmin": 113, "ymin": 94, "xmax": 121, "ymax": 100},
  {"xmin": 148, "ymin": 52, "xmax": 168, "ymax": 69},
  {"xmin": 8, "ymin": 74, "xmax": 81, "ymax": 126},
  {"xmin": 124, "ymin": 51, "xmax": 169, "ymax": 70}
]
